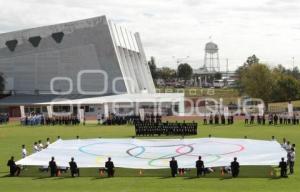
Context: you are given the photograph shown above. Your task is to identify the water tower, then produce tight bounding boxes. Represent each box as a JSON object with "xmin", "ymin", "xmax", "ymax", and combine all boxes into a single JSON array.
[{"xmin": 203, "ymin": 41, "xmax": 220, "ymax": 72}]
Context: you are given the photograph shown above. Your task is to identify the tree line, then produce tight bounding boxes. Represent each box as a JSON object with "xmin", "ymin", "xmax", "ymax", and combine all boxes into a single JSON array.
[
  {"xmin": 236, "ymin": 55, "xmax": 300, "ymax": 104},
  {"xmin": 148, "ymin": 54, "xmax": 300, "ymax": 104},
  {"xmin": 148, "ymin": 56, "xmax": 194, "ymax": 83}
]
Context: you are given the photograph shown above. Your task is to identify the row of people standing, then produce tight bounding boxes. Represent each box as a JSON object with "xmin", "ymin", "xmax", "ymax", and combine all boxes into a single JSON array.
[
  {"xmin": 21, "ymin": 113, "xmax": 80, "ymax": 126},
  {"xmin": 97, "ymin": 113, "xmax": 162, "ymax": 126},
  {"xmin": 203, "ymin": 113, "xmax": 234, "ymax": 125},
  {"xmin": 245, "ymin": 113, "xmax": 300, "ymax": 125},
  {"xmin": 135, "ymin": 121, "xmax": 197, "ymax": 136},
  {"xmin": 0, "ymin": 113, "xmax": 9, "ymax": 124}
]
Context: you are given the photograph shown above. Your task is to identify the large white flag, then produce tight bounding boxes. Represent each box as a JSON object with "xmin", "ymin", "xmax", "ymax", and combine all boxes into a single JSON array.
[
  {"xmin": 16, "ymin": 138, "xmax": 286, "ymax": 169},
  {"xmin": 79, "ymin": 109, "xmax": 85, "ymax": 122}
]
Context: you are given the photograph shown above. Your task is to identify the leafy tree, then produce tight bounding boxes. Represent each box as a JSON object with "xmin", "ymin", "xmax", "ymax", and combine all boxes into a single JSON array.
[
  {"xmin": 245, "ymin": 54, "xmax": 259, "ymax": 66},
  {"xmin": 0, "ymin": 73, "xmax": 4, "ymax": 93},
  {"xmin": 272, "ymin": 74, "xmax": 300, "ymax": 101},
  {"xmin": 236, "ymin": 55, "xmax": 261, "ymax": 94},
  {"xmin": 237, "ymin": 55, "xmax": 260, "ymax": 78},
  {"xmin": 214, "ymin": 72, "xmax": 222, "ymax": 80},
  {"xmin": 290, "ymin": 67, "xmax": 300, "ymax": 79},
  {"xmin": 177, "ymin": 63, "xmax": 193, "ymax": 82},
  {"xmin": 240, "ymin": 63, "xmax": 274, "ymax": 104},
  {"xmin": 148, "ymin": 56, "xmax": 158, "ymax": 80},
  {"xmin": 157, "ymin": 67, "xmax": 176, "ymax": 81},
  {"xmin": 273, "ymin": 65, "xmax": 300, "ymax": 80},
  {"xmin": 273, "ymin": 64, "xmax": 286, "ymax": 74},
  {"xmin": 238, "ymin": 57, "xmax": 300, "ymax": 104}
]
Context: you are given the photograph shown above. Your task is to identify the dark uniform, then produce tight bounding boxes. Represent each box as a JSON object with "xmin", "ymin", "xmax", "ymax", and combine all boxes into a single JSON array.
[
  {"xmin": 7, "ymin": 157, "xmax": 20, "ymax": 176},
  {"xmin": 134, "ymin": 121, "xmax": 198, "ymax": 136},
  {"xmin": 196, "ymin": 157, "xmax": 205, "ymax": 177},
  {"xmin": 49, "ymin": 157, "xmax": 57, "ymax": 177},
  {"xmin": 274, "ymin": 114, "xmax": 278, "ymax": 125},
  {"xmin": 231, "ymin": 158, "xmax": 240, "ymax": 178},
  {"xmin": 105, "ymin": 158, "xmax": 115, "ymax": 177},
  {"xmin": 169, "ymin": 158, "xmax": 178, "ymax": 177},
  {"xmin": 279, "ymin": 158, "xmax": 287, "ymax": 177},
  {"xmin": 69, "ymin": 158, "xmax": 79, "ymax": 177},
  {"xmin": 203, "ymin": 116, "xmax": 207, "ymax": 125}
]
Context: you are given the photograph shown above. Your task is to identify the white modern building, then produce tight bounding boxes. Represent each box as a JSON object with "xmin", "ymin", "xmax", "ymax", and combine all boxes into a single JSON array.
[{"xmin": 0, "ymin": 16, "xmax": 184, "ymax": 117}]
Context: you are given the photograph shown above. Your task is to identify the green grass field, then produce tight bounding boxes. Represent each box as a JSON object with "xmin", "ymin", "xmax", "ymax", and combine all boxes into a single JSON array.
[
  {"xmin": 0, "ymin": 121, "xmax": 299, "ymax": 192},
  {"xmin": 157, "ymin": 87, "xmax": 240, "ymax": 104},
  {"xmin": 157, "ymin": 87, "xmax": 300, "ymax": 109}
]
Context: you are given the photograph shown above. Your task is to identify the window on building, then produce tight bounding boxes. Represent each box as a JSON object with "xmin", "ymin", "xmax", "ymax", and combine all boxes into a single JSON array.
[
  {"xmin": 5, "ymin": 40, "xmax": 18, "ymax": 52},
  {"xmin": 28, "ymin": 36, "xmax": 42, "ymax": 47},
  {"xmin": 52, "ymin": 32, "xmax": 64, "ymax": 43}
]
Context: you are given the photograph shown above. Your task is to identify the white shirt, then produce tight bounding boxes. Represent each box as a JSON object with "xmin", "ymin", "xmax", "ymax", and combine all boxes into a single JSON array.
[
  {"xmin": 38, "ymin": 143, "xmax": 44, "ymax": 150},
  {"xmin": 33, "ymin": 145, "xmax": 39, "ymax": 153},
  {"xmin": 290, "ymin": 152, "xmax": 296, "ymax": 162},
  {"xmin": 282, "ymin": 142, "xmax": 287, "ymax": 149},
  {"xmin": 22, "ymin": 148, "xmax": 27, "ymax": 158}
]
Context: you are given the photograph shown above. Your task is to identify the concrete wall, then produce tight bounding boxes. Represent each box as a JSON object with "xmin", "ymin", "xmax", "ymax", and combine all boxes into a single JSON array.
[
  {"xmin": 108, "ymin": 21, "xmax": 155, "ymax": 94},
  {"xmin": 0, "ymin": 16, "xmax": 155, "ymax": 95}
]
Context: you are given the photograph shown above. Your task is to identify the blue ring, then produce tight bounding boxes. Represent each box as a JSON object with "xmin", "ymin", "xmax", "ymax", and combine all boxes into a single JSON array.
[{"xmin": 79, "ymin": 142, "xmax": 141, "ymax": 157}]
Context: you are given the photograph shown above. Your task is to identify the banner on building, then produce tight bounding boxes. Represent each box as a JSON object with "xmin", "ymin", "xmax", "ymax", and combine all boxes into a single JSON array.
[
  {"xmin": 223, "ymin": 106, "xmax": 229, "ymax": 117},
  {"xmin": 79, "ymin": 109, "xmax": 85, "ymax": 122},
  {"xmin": 104, "ymin": 104, "xmax": 109, "ymax": 118},
  {"xmin": 288, "ymin": 103, "xmax": 293, "ymax": 117},
  {"xmin": 139, "ymin": 108, "xmax": 145, "ymax": 121},
  {"xmin": 20, "ymin": 106, "xmax": 25, "ymax": 118},
  {"xmin": 47, "ymin": 106, "xmax": 53, "ymax": 118},
  {"xmin": 258, "ymin": 103, "xmax": 264, "ymax": 116}
]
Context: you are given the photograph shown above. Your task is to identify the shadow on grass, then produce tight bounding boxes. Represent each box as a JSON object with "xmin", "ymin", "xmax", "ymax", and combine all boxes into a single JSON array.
[
  {"xmin": 31, "ymin": 176, "xmax": 82, "ymax": 180},
  {"xmin": 244, "ymin": 124, "xmax": 257, "ymax": 128},
  {"xmin": 219, "ymin": 177, "xmax": 233, "ymax": 180},
  {"xmin": 91, "ymin": 177, "xmax": 113, "ymax": 180},
  {"xmin": 184, "ymin": 176, "xmax": 199, "ymax": 180},
  {"xmin": 268, "ymin": 177, "xmax": 287, "ymax": 180},
  {"xmin": 32, "ymin": 176, "xmax": 49, "ymax": 180},
  {"xmin": 53, "ymin": 177, "xmax": 79, "ymax": 180},
  {"xmin": 158, "ymin": 176, "xmax": 174, "ymax": 179},
  {"xmin": 184, "ymin": 176, "xmax": 213, "ymax": 180}
]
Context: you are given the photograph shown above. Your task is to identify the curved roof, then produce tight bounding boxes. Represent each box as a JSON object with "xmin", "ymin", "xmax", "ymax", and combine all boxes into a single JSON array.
[{"xmin": 205, "ymin": 42, "xmax": 218, "ymax": 54}]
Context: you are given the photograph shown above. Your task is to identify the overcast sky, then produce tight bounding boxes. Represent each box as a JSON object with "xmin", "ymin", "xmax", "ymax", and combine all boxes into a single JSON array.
[{"xmin": 0, "ymin": 0, "xmax": 299, "ymax": 70}]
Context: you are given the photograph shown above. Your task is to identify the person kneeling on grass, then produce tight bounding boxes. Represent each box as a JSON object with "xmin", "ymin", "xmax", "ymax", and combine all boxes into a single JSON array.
[
  {"xmin": 7, "ymin": 156, "xmax": 21, "ymax": 176},
  {"xmin": 204, "ymin": 167, "xmax": 215, "ymax": 174},
  {"xmin": 105, "ymin": 157, "xmax": 115, "ymax": 177},
  {"xmin": 69, "ymin": 157, "xmax": 80, "ymax": 177}
]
